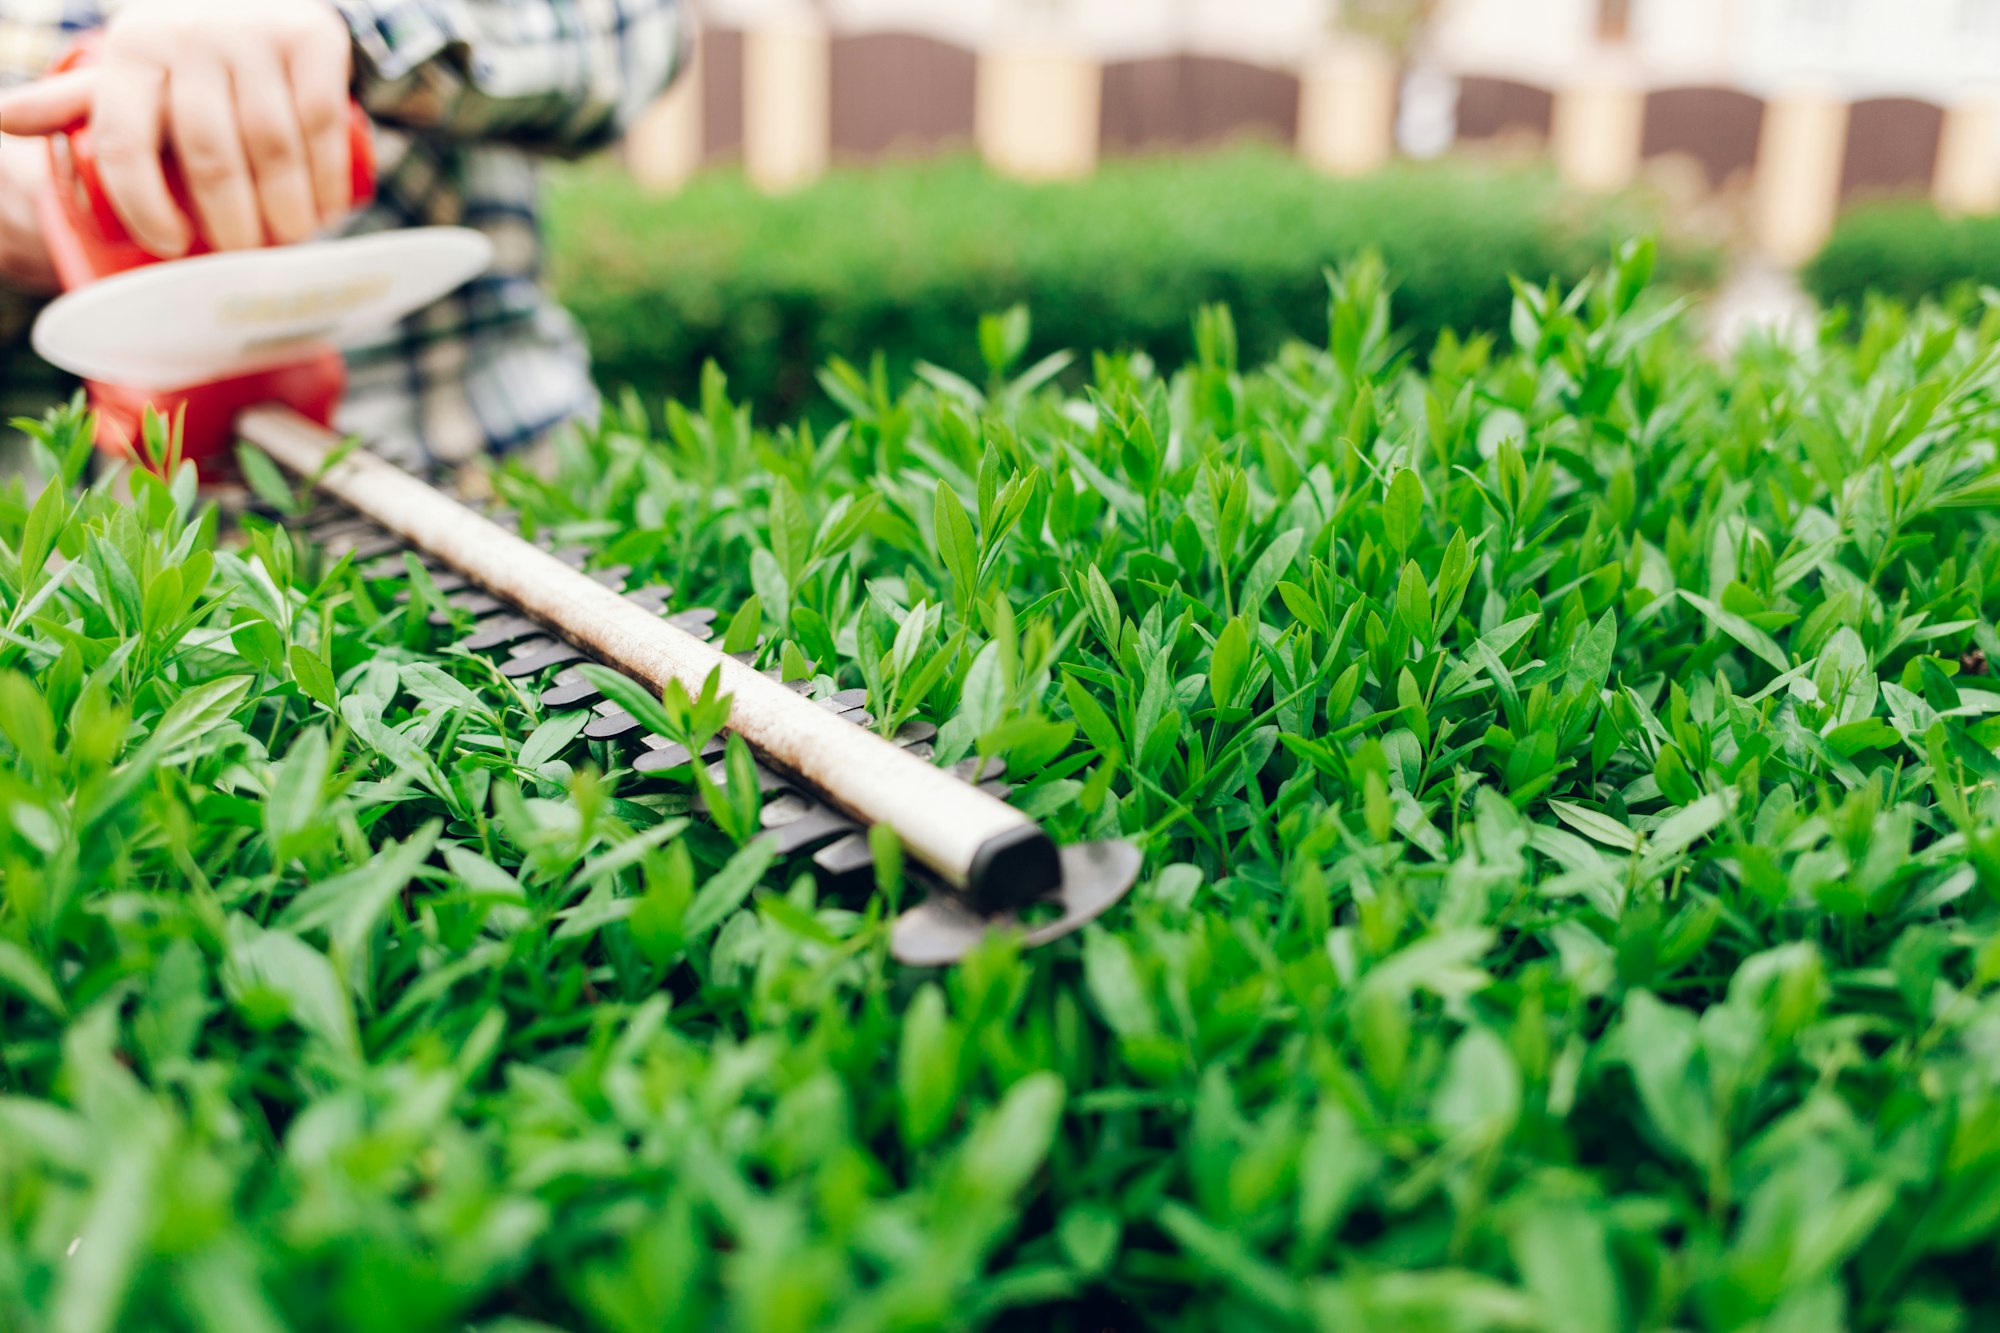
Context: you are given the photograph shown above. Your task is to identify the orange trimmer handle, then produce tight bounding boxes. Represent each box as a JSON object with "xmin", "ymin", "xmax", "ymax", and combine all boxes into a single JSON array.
[{"xmin": 48, "ymin": 31, "xmax": 377, "ymax": 255}]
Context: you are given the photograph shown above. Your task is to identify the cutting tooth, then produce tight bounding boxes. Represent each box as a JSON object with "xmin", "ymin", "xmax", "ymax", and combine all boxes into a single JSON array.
[
  {"xmin": 760, "ymin": 792, "xmax": 816, "ymax": 827},
  {"xmin": 703, "ymin": 757, "xmax": 793, "ymax": 795},
  {"xmin": 583, "ymin": 707, "xmax": 647, "ymax": 741},
  {"xmin": 759, "ymin": 803, "xmax": 861, "ymax": 856},
  {"xmin": 360, "ymin": 551, "xmax": 446, "ymax": 581},
  {"xmin": 951, "ymin": 755, "xmax": 1008, "ymax": 783},
  {"xmin": 304, "ymin": 515, "xmax": 379, "ymax": 543},
  {"xmin": 541, "ymin": 676, "xmax": 604, "ymax": 710},
  {"xmin": 634, "ymin": 733, "xmax": 728, "ymax": 774},
  {"xmin": 461, "ymin": 615, "xmax": 543, "ymax": 652},
  {"xmin": 341, "ymin": 530, "xmax": 411, "ymax": 561},
  {"xmin": 817, "ymin": 688, "xmax": 869, "ymax": 712},
  {"xmin": 296, "ymin": 502, "xmax": 351, "ymax": 528},
  {"xmin": 667, "ymin": 606, "xmax": 718, "ymax": 631},
  {"xmin": 976, "ymin": 779, "xmax": 1013, "ymax": 800},
  {"xmin": 623, "ymin": 585, "xmax": 675, "ymax": 613},
  {"xmin": 892, "ymin": 721, "xmax": 937, "ymax": 746},
  {"xmin": 901, "ymin": 741, "xmax": 936, "ymax": 760},
  {"xmin": 429, "ymin": 591, "xmax": 506, "ymax": 623},
  {"xmin": 389, "ymin": 567, "xmax": 469, "ymax": 598},
  {"xmin": 812, "ymin": 834, "xmax": 876, "ymax": 882},
  {"xmin": 501, "ymin": 641, "xmax": 582, "ymax": 678}
]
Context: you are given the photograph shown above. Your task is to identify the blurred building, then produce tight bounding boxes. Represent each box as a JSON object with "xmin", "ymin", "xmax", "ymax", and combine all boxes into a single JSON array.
[{"xmin": 621, "ymin": 0, "xmax": 2000, "ymax": 264}]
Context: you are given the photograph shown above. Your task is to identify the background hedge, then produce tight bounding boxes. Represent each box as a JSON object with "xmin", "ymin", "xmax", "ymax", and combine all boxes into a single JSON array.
[
  {"xmin": 1803, "ymin": 199, "xmax": 2000, "ymax": 312},
  {"xmin": 547, "ymin": 147, "xmax": 1712, "ymax": 420}
]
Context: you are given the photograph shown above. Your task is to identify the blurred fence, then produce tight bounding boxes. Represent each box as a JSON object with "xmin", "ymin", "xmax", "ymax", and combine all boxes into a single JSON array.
[{"xmin": 620, "ymin": 4, "xmax": 1999, "ymax": 266}]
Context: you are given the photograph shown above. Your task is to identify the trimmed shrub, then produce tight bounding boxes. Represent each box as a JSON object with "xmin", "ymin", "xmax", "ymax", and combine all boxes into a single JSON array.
[
  {"xmin": 1804, "ymin": 199, "xmax": 2000, "ymax": 311},
  {"xmin": 547, "ymin": 147, "xmax": 1712, "ymax": 419}
]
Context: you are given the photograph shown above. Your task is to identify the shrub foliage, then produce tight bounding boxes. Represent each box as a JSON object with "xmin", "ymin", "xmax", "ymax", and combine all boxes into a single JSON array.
[
  {"xmin": 5, "ymin": 244, "xmax": 2000, "ymax": 1331},
  {"xmin": 547, "ymin": 149, "xmax": 1704, "ymax": 421},
  {"xmin": 1803, "ymin": 198, "xmax": 2000, "ymax": 313}
]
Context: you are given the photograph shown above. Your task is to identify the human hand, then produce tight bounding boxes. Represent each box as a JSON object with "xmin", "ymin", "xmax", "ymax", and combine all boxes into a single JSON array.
[
  {"xmin": 0, "ymin": 0, "xmax": 356, "ymax": 258},
  {"xmin": 0, "ymin": 136, "xmax": 58, "ymax": 293}
]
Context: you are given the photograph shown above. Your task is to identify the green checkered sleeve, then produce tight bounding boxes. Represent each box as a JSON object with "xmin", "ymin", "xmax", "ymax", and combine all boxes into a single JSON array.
[{"xmin": 332, "ymin": 0, "xmax": 692, "ymax": 154}]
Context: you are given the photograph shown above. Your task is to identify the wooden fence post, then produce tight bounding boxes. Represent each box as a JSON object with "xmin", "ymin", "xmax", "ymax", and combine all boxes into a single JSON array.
[
  {"xmin": 977, "ymin": 46, "xmax": 1102, "ymax": 180},
  {"xmin": 1299, "ymin": 37, "xmax": 1397, "ymax": 176},
  {"xmin": 1753, "ymin": 87, "xmax": 1849, "ymax": 266},
  {"xmin": 1553, "ymin": 78, "xmax": 1643, "ymax": 192},
  {"xmin": 1936, "ymin": 93, "xmax": 2000, "ymax": 215},
  {"xmin": 626, "ymin": 59, "xmax": 703, "ymax": 192},
  {"xmin": 744, "ymin": 14, "xmax": 830, "ymax": 192}
]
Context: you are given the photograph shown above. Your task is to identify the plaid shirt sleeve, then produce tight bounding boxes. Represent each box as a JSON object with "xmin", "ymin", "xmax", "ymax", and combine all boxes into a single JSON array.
[{"xmin": 330, "ymin": 0, "xmax": 691, "ymax": 155}]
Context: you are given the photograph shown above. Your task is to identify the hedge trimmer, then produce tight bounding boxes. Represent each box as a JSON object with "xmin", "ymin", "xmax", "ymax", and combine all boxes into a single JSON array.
[{"xmin": 22, "ymin": 45, "xmax": 1140, "ymax": 966}]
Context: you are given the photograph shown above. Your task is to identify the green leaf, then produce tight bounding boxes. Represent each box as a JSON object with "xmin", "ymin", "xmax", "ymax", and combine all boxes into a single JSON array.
[
  {"xmin": 1209, "ymin": 616, "xmax": 1251, "ymax": 712},
  {"xmin": 0, "ymin": 939, "xmax": 65, "ymax": 1016},
  {"xmin": 288, "ymin": 640, "xmax": 338, "ymax": 712},
  {"xmin": 223, "ymin": 919, "xmax": 358, "ymax": 1056},
  {"xmin": 518, "ymin": 710, "xmax": 589, "ymax": 770},
  {"xmin": 1395, "ymin": 561, "xmax": 1434, "ymax": 647},
  {"xmin": 1680, "ymin": 590, "xmax": 1790, "ymax": 672},
  {"xmin": 898, "ymin": 983, "xmax": 963, "ymax": 1149},
  {"xmin": 1548, "ymin": 800, "xmax": 1639, "ymax": 853},
  {"xmin": 576, "ymin": 665, "xmax": 679, "ymax": 740},
  {"xmin": 279, "ymin": 821, "xmax": 442, "ymax": 973},
  {"xmin": 722, "ymin": 594, "xmax": 764, "ymax": 655},
  {"xmin": 682, "ymin": 836, "xmax": 778, "ymax": 939},
  {"xmin": 936, "ymin": 480, "xmax": 978, "ymax": 605},
  {"xmin": 955, "ymin": 1071, "xmax": 1065, "ymax": 1202},
  {"xmin": 1384, "ymin": 468, "xmax": 1423, "ymax": 557},
  {"xmin": 146, "ymin": 675, "xmax": 254, "ymax": 764}
]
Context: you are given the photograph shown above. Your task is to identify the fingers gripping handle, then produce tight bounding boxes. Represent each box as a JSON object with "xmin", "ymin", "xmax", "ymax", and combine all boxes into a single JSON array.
[{"xmin": 44, "ymin": 31, "xmax": 377, "ymax": 260}]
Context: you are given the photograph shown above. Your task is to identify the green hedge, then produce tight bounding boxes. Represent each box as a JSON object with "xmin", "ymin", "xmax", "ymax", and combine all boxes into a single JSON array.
[
  {"xmin": 13, "ymin": 244, "xmax": 2000, "ymax": 1332},
  {"xmin": 548, "ymin": 147, "xmax": 1712, "ymax": 420},
  {"xmin": 1803, "ymin": 199, "xmax": 2000, "ymax": 311}
]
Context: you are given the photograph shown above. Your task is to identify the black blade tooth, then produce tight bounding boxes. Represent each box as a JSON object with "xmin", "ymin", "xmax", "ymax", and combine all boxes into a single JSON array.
[
  {"xmin": 812, "ymin": 833, "xmax": 876, "ymax": 885},
  {"xmin": 296, "ymin": 501, "xmax": 351, "ymax": 528},
  {"xmin": 460, "ymin": 615, "xmax": 542, "ymax": 652},
  {"xmin": 633, "ymin": 732, "xmax": 726, "ymax": 774},
  {"xmin": 901, "ymin": 741, "xmax": 936, "ymax": 761},
  {"xmin": 761, "ymin": 804, "xmax": 861, "ymax": 857},
  {"xmin": 817, "ymin": 688, "xmax": 868, "ymax": 713},
  {"xmin": 951, "ymin": 755, "xmax": 1007, "ymax": 783},
  {"xmin": 429, "ymin": 591, "xmax": 506, "ymax": 624},
  {"xmin": 341, "ymin": 531, "xmax": 412, "ymax": 561},
  {"xmin": 500, "ymin": 642, "xmax": 583, "ymax": 678},
  {"xmin": 667, "ymin": 606, "xmax": 718, "ymax": 629},
  {"xmin": 760, "ymin": 792, "xmax": 815, "ymax": 828},
  {"xmin": 833, "ymin": 709, "xmax": 877, "ymax": 729},
  {"xmin": 362, "ymin": 551, "xmax": 446, "ymax": 581},
  {"xmin": 892, "ymin": 721, "xmax": 937, "ymax": 747},
  {"xmin": 976, "ymin": 779, "xmax": 1013, "ymax": 801},
  {"xmin": 303, "ymin": 514, "xmax": 379, "ymax": 542},
  {"xmin": 392, "ymin": 570, "xmax": 470, "ymax": 599},
  {"xmin": 543, "ymin": 678, "xmax": 605, "ymax": 711},
  {"xmin": 623, "ymin": 585, "xmax": 675, "ymax": 614},
  {"xmin": 584, "ymin": 708, "xmax": 645, "ymax": 741},
  {"xmin": 702, "ymin": 757, "xmax": 792, "ymax": 796}
]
